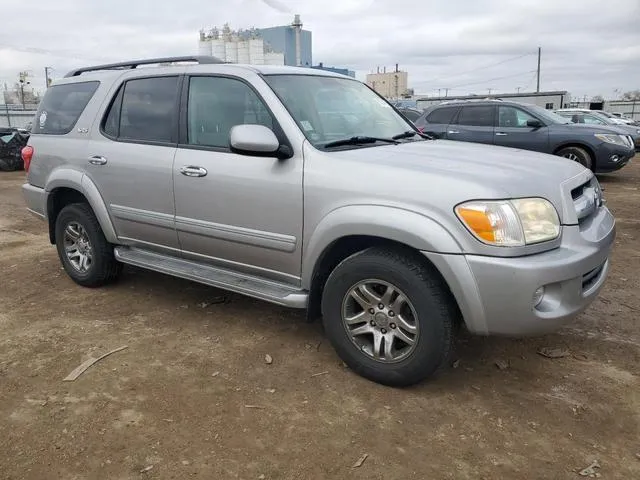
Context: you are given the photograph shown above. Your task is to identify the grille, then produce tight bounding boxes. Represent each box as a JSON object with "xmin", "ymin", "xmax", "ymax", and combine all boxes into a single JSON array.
[
  {"xmin": 571, "ymin": 178, "xmax": 601, "ymax": 223},
  {"xmin": 582, "ymin": 262, "xmax": 605, "ymax": 292}
]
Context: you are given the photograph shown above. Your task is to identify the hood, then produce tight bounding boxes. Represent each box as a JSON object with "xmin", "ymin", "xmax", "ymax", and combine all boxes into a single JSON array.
[{"xmin": 334, "ymin": 139, "xmax": 588, "ymax": 223}]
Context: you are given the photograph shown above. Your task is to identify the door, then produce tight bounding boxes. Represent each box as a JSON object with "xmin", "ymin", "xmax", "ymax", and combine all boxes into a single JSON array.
[
  {"xmin": 87, "ymin": 76, "xmax": 181, "ymax": 251},
  {"xmin": 448, "ymin": 105, "xmax": 495, "ymax": 144},
  {"xmin": 493, "ymin": 105, "xmax": 550, "ymax": 153},
  {"xmin": 418, "ymin": 106, "xmax": 459, "ymax": 139},
  {"xmin": 172, "ymin": 75, "xmax": 303, "ymax": 284}
]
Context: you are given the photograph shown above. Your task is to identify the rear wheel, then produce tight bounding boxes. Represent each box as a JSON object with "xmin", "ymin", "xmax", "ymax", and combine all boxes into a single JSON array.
[
  {"xmin": 55, "ymin": 203, "xmax": 122, "ymax": 287},
  {"xmin": 321, "ymin": 247, "xmax": 456, "ymax": 386},
  {"xmin": 556, "ymin": 146, "xmax": 593, "ymax": 170}
]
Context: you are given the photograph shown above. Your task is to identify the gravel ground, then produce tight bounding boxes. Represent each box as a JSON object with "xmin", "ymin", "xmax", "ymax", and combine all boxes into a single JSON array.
[{"xmin": 1, "ymin": 158, "xmax": 639, "ymax": 479}]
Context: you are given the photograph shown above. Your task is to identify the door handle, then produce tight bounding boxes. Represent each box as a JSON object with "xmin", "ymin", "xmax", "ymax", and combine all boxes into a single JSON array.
[
  {"xmin": 447, "ymin": 130, "xmax": 460, "ymax": 134},
  {"xmin": 495, "ymin": 132, "xmax": 508, "ymax": 136},
  {"xmin": 180, "ymin": 166, "xmax": 208, "ymax": 177},
  {"xmin": 88, "ymin": 155, "xmax": 107, "ymax": 165}
]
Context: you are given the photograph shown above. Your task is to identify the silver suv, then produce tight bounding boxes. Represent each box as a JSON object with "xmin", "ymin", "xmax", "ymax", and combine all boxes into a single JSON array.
[{"xmin": 22, "ymin": 56, "xmax": 615, "ymax": 386}]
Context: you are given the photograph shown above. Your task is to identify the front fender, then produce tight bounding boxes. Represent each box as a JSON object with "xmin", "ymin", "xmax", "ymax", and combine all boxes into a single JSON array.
[
  {"xmin": 44, "ymin": 167, "xmax": 118, "ymax": 243},
  {"xmin": 301, "ymin": 205, "xmax": 463, "ymax": 288}
]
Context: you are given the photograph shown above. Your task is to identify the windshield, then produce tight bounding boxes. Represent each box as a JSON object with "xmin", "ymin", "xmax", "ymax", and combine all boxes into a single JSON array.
[
  {"xmin": 527, "ymin": 105, "xmax": 572, "ymax": 124},
  {"xmin": 263, "ymin": 75, "xmax": 415, "ymax": 148}
]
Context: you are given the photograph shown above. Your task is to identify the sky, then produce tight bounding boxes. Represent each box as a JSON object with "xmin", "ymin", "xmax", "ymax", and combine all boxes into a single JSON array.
[{"xmin": 1, "ymin": 0, "xmax": 639, "ymax": 100}]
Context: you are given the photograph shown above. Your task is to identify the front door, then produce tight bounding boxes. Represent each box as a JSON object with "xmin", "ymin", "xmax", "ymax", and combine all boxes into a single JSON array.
[
  {"xmin": 448, "ymin": 105, "xmax": 496, "ymax": 145},
  {"xmin": 172, "ymin": 75, "xmax": 303, "ymax": 285},
  {"xmin": 87, "ymin": 75, "xmax": 181, "ymax": 251},
  {"xmin": 493, "ymin": 105, "xmax": 550, "ymax": 153}
]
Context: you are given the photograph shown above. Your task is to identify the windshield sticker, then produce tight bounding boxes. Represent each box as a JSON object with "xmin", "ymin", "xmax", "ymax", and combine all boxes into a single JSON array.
[
  {"xmin": 39, "ymin": 111, "xmax": 47, "ymax": 128},
  {"xmin": 300, "ymin": 120, "xmax": 314, "ymax": 131}
]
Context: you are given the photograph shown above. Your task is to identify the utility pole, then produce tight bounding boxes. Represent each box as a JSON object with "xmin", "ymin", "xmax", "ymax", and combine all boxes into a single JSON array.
[
  {"xmin": 487, "ymin": 88, "xmax": 492, "ymax": 96},
  {"xmin": 516, "ymin": 87, "xmax": 521, "ymax": 93},
  {"xmin": 44, "ymin": 67, "xmax": 52, "ymax": 89},
  {"xmin": 536, "ymin": 46, "xmax": 541, "ymax": 93},
  {"xmin": 18, "ymin": 71, "xmax": 31, "ymax": 109},
  {"xmin": 444, "ymin": 88, "xmax": 449, "ymax": 97},
  {"xmin": 438, "ymin": 88, "xmax": 441, "ymax": 97}
]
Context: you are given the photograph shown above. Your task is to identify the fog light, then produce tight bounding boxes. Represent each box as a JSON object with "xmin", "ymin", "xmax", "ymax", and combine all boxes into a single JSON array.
[
  {"xmin": 610, "ymin": 155, "xmax": 620, "ymax": 163},
  {"xmin": 533, "ymin": 287, "xmax": 545, "ymax": 307}
]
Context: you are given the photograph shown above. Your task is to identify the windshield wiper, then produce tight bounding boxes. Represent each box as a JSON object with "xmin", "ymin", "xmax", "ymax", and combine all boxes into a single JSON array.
[
  {"xmin": 322, "ymin": 136, "xmax": 400, "ymax": 149},
  {"xmin": 392, "ymin": 130, "xmax": 432, "ymax": 140}
]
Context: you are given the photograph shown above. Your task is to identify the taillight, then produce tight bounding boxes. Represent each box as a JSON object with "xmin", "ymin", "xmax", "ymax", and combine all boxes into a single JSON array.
[{"xmin": 21, "ymin": 146, "xmax": 33, "ymax": 172}]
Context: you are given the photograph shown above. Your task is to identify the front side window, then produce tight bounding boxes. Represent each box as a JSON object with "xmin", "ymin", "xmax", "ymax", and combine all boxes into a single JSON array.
[
  {"xmin": 263, "ymin": 75, "xmax": 414, "ymax": 148},
  {"xmin": 498, "ymin": 106, "xmax": 538, "ymax": 128},
  {"xmin": 455, "ymin": 106, "xmax": 495, "ymax": 127},
  {"xmin": 186, "ymin": 76, "xmax": 274, "ymax": 148},
  {"xmin": 33, "ymin": 81, "xmax": 99, "ymax": 135}
]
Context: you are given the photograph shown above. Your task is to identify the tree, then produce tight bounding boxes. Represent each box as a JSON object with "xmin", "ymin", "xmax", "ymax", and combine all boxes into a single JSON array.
[
  {"xmin": 621, "ymin": 90, "xmax": 640, "ymax": 101},
  {"xmin": 591, "ymin": 94, "xmax": 604, "ymax": 102}
]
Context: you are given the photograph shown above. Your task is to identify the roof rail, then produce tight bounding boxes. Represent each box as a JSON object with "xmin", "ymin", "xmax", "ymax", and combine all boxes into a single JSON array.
[{"xmin": 64, "ymin": 56, "xmax": 225, "ymax": 77}]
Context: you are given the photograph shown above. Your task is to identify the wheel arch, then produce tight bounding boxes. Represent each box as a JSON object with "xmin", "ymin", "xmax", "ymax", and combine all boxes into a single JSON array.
[
  {"xmin": 45, "ymin": 172, "xmax": 117, "ymax": 244},
  {"xmin": 553, "ymin": 143, "xmax": 596, "ymax": 170}
]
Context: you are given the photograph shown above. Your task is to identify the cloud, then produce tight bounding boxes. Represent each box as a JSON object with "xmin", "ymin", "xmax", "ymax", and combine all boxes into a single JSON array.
[{"xmin": 0, "ymin": 0, "xmax": 638, "ymax": 98}]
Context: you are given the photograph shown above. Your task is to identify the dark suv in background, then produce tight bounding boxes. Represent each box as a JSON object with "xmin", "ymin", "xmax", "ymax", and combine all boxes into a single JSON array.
[{"xmin": 414, "ymin": 100, "xmax": 635, "ymax": 172}]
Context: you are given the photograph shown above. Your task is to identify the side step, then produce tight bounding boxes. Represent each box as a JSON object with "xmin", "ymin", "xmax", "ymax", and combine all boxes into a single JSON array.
[{"xmin": 114, "ymin": 247, "xmax": 308, "ymax": 308}]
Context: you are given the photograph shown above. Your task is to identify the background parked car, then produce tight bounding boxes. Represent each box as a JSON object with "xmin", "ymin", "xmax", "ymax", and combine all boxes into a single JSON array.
[
  {"xmin": 598, "ymin": 110, "xmax": 638, "ymax": 126},
  {"xmin": 414, "ymin": 100, "xmax": 635, "ymax": 172},
  {"xmin": 396, "ymin": 107, "xmax": 423, "ymax": 123},
  {"xmin": 555, "ymin": 109, "xmax": 640, "ymax": 151},
  {"xmin": 0, "ymin": 127, "xmax": 29, "ymax": 171}
]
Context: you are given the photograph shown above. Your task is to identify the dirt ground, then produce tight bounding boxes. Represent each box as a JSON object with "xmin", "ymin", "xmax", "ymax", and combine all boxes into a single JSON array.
[{"xmin": 1, "ymin": 158, "xmax": 639, "ymax": 480}]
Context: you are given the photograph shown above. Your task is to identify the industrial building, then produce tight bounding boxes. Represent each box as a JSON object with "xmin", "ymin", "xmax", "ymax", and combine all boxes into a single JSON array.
[
  {"xmin": 198, "ymin": 15, "xmax": 311, "ymax": 67},
  {"xmin": 366, "ymin": 67, "xmax": 409, "ymax": 99},
  {"xmin": 415, "ymin": 91, "xmax": 571, "ymax": 111},
  {"xmin": 310, "ymin": 63, "xmax": 355, "ymax": 78}
]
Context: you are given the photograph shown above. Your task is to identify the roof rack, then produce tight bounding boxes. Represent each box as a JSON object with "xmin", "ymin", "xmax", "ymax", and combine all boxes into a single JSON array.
[{"xmin": 64, "ymin": 56, "xmax": 225, "ymax": 78}]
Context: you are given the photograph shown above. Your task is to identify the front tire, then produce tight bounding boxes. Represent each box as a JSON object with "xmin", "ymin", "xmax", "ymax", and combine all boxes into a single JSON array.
[
  {"xmin": 556, "ymin": 146, "xmax": 593, "ymax": 170},
  {"xmin": 55, "ymin": 203, "xmax": 122, "ymax": 287},
  {"xmin": 321, "ymin": 247, "xmax": 457, "ymax": 386}
]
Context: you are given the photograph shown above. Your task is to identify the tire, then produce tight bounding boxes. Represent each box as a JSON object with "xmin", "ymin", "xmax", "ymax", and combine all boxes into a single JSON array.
[
  {"xmin": 54, "ymin": 203, "xmax": 122, "ymax": 287},
  {"xmin": 321, "ymin": 247, "xmax": 457, "ymax": 387},
  {"xmin": 556, "ymin": 146, "xmax": 593, "ymax": 170}
]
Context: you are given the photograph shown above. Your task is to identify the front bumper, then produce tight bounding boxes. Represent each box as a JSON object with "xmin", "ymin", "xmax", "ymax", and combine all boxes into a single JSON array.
[
  {"xmin": 594, "ymin": 143, "xmax": 635, "ymax": 172},
  {"xmin": 425, "ymin": 206, "xmax": 615, "ymax": 336}
]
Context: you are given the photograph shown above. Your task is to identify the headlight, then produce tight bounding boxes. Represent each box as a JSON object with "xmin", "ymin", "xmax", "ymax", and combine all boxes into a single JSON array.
[
  {"xmin": 455, "ymin": 198, "xmax": 560, "ymax": 247},
  {"xmin": 594, "ymin": 133, "xmax": 630, "ymax": 147}
]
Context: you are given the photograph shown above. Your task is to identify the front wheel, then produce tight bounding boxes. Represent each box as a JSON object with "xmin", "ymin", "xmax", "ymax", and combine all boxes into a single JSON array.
[
  {"xmin": 55, "ymin": 203, "xmax": 122, "ymax": 287},
  {"xmin": 321, "ymin": 247, "xmax": 457, "ymax": 386},
  {"xmin": 556, "ymin": 146, "xmax": 593, "ymax": 170}
]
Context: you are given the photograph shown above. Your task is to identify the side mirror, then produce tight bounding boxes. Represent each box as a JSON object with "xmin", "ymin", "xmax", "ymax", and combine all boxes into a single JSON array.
[
  {"xmin": 229, "ymin": 124, "xmax": 280, "ymax": 156},
  {"xmin": 527, "ymin": 119, "xmax": 543, "ymax": 128}
]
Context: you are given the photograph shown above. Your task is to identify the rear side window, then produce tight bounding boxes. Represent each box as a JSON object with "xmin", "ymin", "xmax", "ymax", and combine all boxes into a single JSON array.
[
  {"xmin": 426, "ymin": 107, "xmax": 458, "ymax": 125},
  {"xmin": 455, "ymin": 105, "xmax": 495, "ymax": 127},
  {"xmin": 102, "ymin": 76, "xmax": 179, "ymax": 144},
  {"xmin": 33, "ymin": 81, "xmax": 99, "ymax": 135}
]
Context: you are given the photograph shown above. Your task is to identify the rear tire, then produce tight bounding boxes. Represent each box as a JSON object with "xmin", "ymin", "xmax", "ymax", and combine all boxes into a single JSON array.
[
  {"xmin": 55, "ymin": 203, "xmax": 122, "ymax": 287},
  {"xmin": 321, "ymin": 247, "xmax": 456, "ymax": 387},
  {"xmin": 556, "ymin": 146, "xmax": 593, "ymax": 170}
]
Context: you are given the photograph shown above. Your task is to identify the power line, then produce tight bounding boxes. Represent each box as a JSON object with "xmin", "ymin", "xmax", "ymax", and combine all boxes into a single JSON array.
[
  {"xmin": 413, "ymin": 52, "xmax": 535, "ymax": 86},
  {"xmin": 445, "ymin": 70, "xmax": 537, "ymax": 91}
]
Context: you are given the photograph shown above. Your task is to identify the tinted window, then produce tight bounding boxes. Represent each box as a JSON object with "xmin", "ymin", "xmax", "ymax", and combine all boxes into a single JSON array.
[
  {"xmin": 114, "ymin": 76, "xmax": 179, "ymax": 143},
  {"xmin": 455, "ymin": 106, "xmax": 494, "ymax": 127},
  {"xmin": 33, "ymin": 81, "xmax": 99, "ymax": 135},
  {"xmin": 102, "ymin": 87, "xmax": 124, "ymax": 138},
  {"xmin": 187, "ymin": 76, "xmax": 274, "ymax": 148},
  {"xmin": 400, "ymin": 109, "xmax": 421, "ymax": 121},
  {"xmin": 498, "ymin": 106, "xmax": 537, "ymax": 128},
  {"xmin": 426, "ymin": 107, "xmax": 458, "ymax": 125}
]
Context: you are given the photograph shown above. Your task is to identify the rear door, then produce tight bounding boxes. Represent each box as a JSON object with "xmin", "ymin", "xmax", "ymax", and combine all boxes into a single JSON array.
[
  {"xmin": 417, "ymin": 106, "xmax": 459, "ymax": 139},
  {"xmin": 86, "ymin": 75, "xmax": 181, "ymax": 251},
  {"xmin": 448, "ymin": 105, "xmax": 495, "ymax": 144},
  {"xmin": 493, "ymin": 105, "xmax": 550, "ymax": 153}
]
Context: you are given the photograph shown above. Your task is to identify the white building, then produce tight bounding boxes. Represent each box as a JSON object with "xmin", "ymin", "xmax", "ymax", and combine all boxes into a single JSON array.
[
  {"xmin": 416, "ymin": 91, "xmax": 571, "ymax": 111},
  {"xmin": 198, "ymin": 25, "xmax": 285, "ymax": 65},
  {"xmin": 366, "ymin": 69, "xmax": 409, "ymax": 99}
]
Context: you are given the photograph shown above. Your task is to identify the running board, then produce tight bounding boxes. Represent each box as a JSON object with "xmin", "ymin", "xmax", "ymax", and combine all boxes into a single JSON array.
[{"xmin": 114, "ymin": 247, "xmax": 308, "ymax": 308}]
